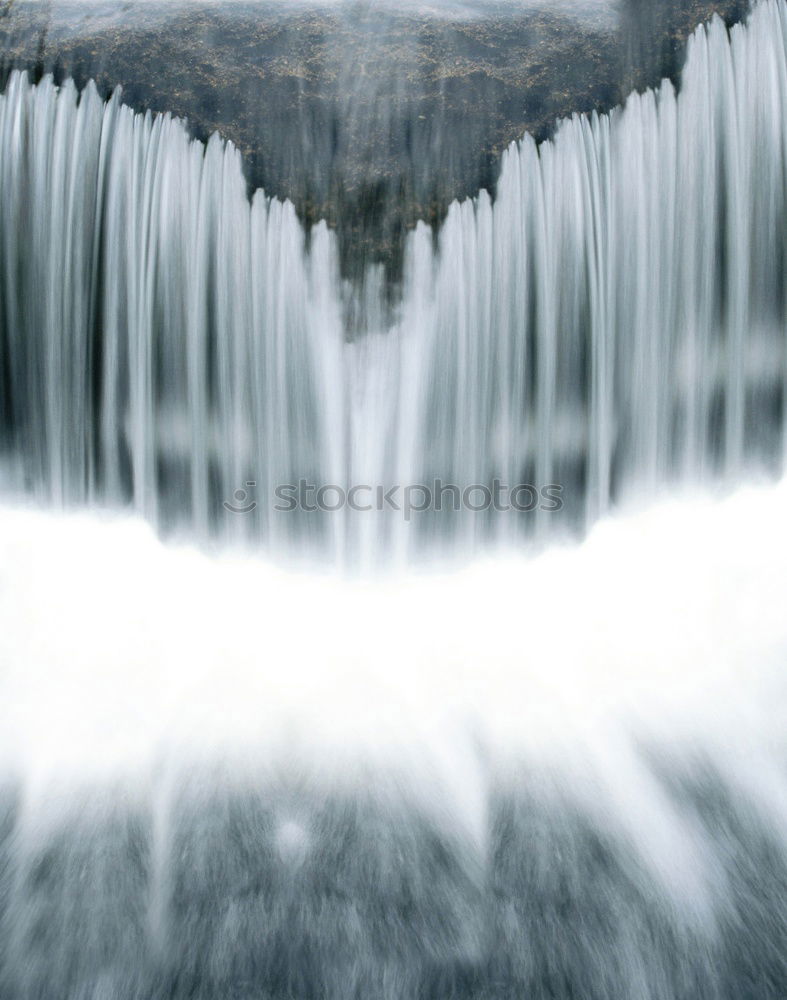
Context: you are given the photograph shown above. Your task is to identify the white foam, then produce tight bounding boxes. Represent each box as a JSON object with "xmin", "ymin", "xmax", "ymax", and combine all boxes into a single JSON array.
[{"xmin": 0, "ymin": 481, "xmax": 785, "ymax": 914}]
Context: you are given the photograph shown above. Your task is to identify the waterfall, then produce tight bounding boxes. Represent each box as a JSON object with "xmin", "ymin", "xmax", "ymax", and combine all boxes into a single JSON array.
[
  {"xmin": 0, "ymin": 73, "xmax": 349, "ymax": 561},
  {"xmin": 393, "ymin": 0, "xmax": 787, "ymax": 549},
  {"xmin": 1, "ymin": 1, "xmax": 786, "ymax": 566},
  {"xmin": 1, "ymin": 4, "xmax": 787, "ymax": 998}
]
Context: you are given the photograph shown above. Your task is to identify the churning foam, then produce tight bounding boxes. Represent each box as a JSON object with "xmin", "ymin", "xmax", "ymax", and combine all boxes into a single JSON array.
[{"xmin": 0, "ymin": 482, "xmax": 785, "ymax": 910}]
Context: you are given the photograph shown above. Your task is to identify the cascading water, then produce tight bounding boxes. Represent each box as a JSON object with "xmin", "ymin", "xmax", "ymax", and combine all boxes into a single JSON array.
[
  {"xmin": 0, "ymin": 76, "xmax": 348, "ymax": 561},
  {"xmin": 417, "ymin": 0, "xmax": 787, "ymax": 534},
  {"xmin": 0, "ymin": 1, "xmax": 786, "ymax": 998},
  {"xmin": 1, "ymin": 0, "xmax": 786, "ymax": 565}
]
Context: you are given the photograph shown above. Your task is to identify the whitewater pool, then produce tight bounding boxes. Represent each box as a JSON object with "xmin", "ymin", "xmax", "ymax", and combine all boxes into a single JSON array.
[{"xmin": 0, "ymin": 482, "xmax": 784, "ymax": 997}]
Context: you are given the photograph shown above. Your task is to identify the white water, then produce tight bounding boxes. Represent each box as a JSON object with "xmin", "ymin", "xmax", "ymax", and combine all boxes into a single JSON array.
[
  {"xmin": 1, "ymin": 1, "xmax": 786, "ymax": 567},
  {"xmin": 0, "ymin": 480, "xmax": 785, "ymax": 986},
  {"xmin": 1, "ymin": 481, "xmax": 786, "ymax": 886}
]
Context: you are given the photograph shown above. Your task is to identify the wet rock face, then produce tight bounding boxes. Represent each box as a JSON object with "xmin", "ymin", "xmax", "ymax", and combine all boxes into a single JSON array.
[
  {"xmin": 0, "ymin": 0, "xmax": 748, "ymax": 280},
  {"xmin": 619, "ymin": 0, "xmax": 750, "ymax": 93}
]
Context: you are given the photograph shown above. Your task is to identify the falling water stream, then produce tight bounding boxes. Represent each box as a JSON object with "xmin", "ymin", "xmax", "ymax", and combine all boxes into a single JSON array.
[
  {"xmin": 0, "ymin": 1, "xmax": 786, "ymax": 997},
  {"xmin": 1, "ymin": 0, "xmax": 786, "ymax": 566}
]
